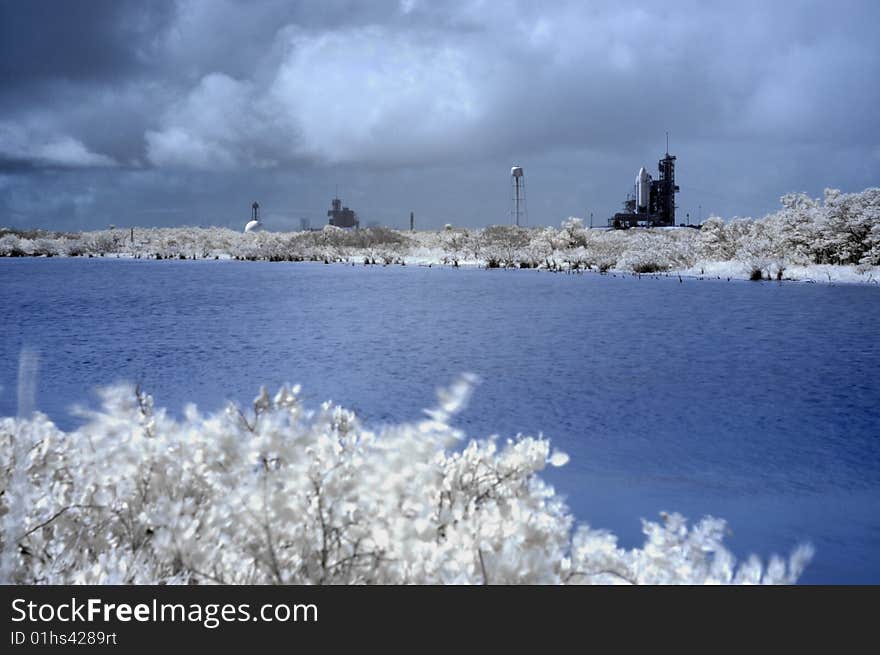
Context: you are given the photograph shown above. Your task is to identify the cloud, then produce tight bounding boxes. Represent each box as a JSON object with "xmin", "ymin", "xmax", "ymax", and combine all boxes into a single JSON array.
[
  {"xmin": 145, "ymin": 73, "xmax": 271, "ymax": 169},
  {"xmin": 270, "ymin": 25, "xmax": 486, "ymax": 164},
  {"xmin": 140, "ymin": 1, "xmax": 880, "ymax": 171},
  {"xmin": 0, "ymin": 0, "xmax": 175, "ymax": 87},
  {"xmin": 145, "ymin": 24, "xmax": 489, "ymax": 169},
  {"xmin": 0, "ymin": 123, "xmax": 118, "ymax": 169},
  {"xmin": 1, "ymin": 0, "xmax": 879, "ymax": 228}
]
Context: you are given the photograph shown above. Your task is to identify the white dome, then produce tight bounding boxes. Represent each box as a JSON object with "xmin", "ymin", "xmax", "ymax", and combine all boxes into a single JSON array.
[{"xmin": 244, "ymin": 220, "xmax": 264, "ymax": 233}]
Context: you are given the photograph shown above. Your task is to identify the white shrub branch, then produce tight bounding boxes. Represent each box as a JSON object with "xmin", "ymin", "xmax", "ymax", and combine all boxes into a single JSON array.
[{"xmin": 0, "ymin": 377, "xmax": 812, "ymax": 584}]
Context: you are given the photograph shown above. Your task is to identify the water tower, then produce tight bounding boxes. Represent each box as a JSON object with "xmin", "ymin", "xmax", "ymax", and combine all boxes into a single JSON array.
[
  {"xmin": 510, "ymin": 166, "xmax": 527, "ymax": 226},
  {"xmin": 244, "ymin": 201, "xmax": 264, "ymax": 233}
]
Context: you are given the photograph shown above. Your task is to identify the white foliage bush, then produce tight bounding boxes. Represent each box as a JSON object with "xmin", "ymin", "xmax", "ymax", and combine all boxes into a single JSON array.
[
  {"xmin": 617, "ymin": 231, "xmax": 698, "ymax": 273},
  {"xmin": 0, "ymin": 377, "xmax": 812, "ymax": 585},
  {"xmin": 2, "ymin": 186, "xmax": 877, "ymax": 278}
]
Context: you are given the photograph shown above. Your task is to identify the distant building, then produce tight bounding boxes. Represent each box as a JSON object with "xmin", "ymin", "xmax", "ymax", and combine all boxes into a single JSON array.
[
  {"xmin": 244, "ymin": 201, "xmax": 264, "ymax": 233},
  {"xmin": 327, "ymin": 196, "xmax": 359, "ymax": 229}
]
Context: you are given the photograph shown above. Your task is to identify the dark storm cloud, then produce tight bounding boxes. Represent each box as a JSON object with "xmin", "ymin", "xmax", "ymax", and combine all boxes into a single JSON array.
[
  {"xmin": 0, "ymin": 0, "xmax": 175, "ymax": 86},
  {"xmin": 0, "ymin": 0, "xmax": 878, "ymax": 229}
]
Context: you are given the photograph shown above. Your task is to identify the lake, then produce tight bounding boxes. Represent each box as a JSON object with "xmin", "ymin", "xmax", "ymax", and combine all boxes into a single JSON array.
[{"xmin": 1, "ymin": 257, "xmax": 878, "ymax": 583}]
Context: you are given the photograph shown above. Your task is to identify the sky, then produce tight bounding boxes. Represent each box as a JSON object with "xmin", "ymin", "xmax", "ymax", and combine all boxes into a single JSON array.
[{"xmin": 1, "ymin": 0, "xmax": 878, "ymax": 232}]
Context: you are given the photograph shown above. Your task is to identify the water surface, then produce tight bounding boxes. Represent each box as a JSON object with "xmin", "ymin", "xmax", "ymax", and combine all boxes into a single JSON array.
[{"xmin": 2, "ymin": 258, "xmax": 878, "ymax": 583}]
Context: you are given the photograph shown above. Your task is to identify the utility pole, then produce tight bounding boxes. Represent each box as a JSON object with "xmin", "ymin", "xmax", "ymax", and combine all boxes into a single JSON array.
[
  {"xmin": 590, "ymin": 212, "xmax": 593, "ymax": 229},
  {"xmin": 410, "ymin": 211, "xmax": 414, "ymax": 231}
]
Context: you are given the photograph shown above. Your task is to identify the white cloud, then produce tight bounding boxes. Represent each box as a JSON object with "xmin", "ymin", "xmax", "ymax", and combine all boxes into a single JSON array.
[
  {"xmin": 137, "ymin": 2, "xmax": 880, "ymax": 171},
  {"xmin": 145, "ymin": 26, "xmax": 489, "ymax": 168},
  {"xmin": 34, "ymin": 136, "xmax": 118, "ymax": 168},
  {"xmin": 0, "ymin": 123, "xmax": 118, "ymax": 168},
  {"xmin": 269, "ymin": 26, "xmax": 485, "ymax": 164},
  {"xmin": 145, "ymin": 73, "xmax": 269, "ymax": 169}
]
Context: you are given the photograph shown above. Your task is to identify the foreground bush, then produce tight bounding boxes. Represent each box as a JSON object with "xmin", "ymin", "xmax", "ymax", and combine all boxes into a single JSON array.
[{"xmin": 0, "ymin": 377, "xmax": 812, "ymax": 584}]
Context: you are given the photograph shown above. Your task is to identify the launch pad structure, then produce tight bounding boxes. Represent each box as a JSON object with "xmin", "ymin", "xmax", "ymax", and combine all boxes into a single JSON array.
[{"xmin": 610, "ymin": 148, "xmax": 680, "ymax": 229}]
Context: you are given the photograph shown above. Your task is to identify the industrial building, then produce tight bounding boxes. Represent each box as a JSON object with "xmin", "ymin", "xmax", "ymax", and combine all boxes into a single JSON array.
[
  {"xmin": 609, "ymin": 150, "xmax": 679, "ymax": 229},
  {"xmin": 327, "ymin": 196, "xmax": 359, "ymax": 229}
]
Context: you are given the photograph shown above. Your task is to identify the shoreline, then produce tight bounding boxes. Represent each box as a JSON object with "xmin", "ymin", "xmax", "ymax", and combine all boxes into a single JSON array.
[{"xmin": 3, "ymin": 251, "xmax": 878, "ymax": 286}]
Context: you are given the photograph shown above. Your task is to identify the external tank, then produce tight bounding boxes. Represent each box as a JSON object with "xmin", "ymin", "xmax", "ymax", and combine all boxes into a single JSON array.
[{"xmin": 636, "ymin": 167, "xmax": 650, "ymax": 212}]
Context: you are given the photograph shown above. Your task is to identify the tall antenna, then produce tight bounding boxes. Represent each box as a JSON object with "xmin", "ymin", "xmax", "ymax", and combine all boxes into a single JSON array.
[
  {"xmin": 510, "ymin": 165, "xmax": 526, "ymax": 226},
  {"xmin": 666, "ymin": 130, "xmax": 669, "ymax": 155}
]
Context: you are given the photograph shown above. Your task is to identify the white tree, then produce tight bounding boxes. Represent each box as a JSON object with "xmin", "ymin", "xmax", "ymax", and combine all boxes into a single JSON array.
[
  {"xmin": 697, "ymin": 217, "xmax": 735, "ymax": 261},
  {"xmin": 861, "ymin": 223, "xmax": 880, "ymax": 266},
  {"xmin": 813, "ymin": 188, "xmax": 880, "ymax": 264},
  {"xmin": 768, "ymin": 192, "xmax": 821, "ymax": 264}
]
